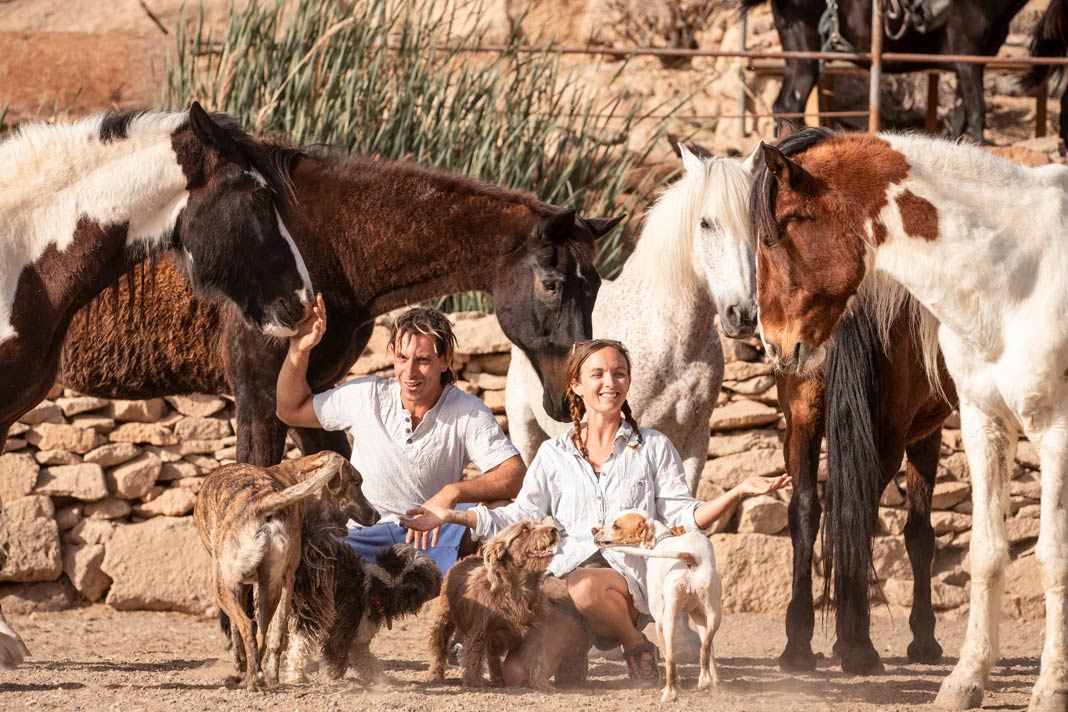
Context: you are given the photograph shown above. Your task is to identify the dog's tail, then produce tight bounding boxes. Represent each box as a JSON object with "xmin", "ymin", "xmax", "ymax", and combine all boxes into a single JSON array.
[{"xmin": 255, "ymin": 451, "xmax": 345, "ymax": 516}]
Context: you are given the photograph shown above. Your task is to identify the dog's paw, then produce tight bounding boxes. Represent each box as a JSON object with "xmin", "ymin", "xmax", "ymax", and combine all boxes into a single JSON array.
[{"xmin": 425, "ymin": 669, "xmax": 446, "ymax": 684}]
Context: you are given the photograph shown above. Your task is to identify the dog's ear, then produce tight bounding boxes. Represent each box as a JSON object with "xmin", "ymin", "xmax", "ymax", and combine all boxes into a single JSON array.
[
  {"xmin": 635, "ymin": 520, "xmax": 651, "ymax": 548},
  {"xmin": 484, "ymin": 540, "xmax": 507, "ymax": 593}
]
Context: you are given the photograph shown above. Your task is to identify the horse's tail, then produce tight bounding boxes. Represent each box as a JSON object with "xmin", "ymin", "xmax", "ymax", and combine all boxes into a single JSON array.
[
  {"xmin": 1020, "ymin": 0, "xmax": 1068, "ymax": 92},
  {"xmin": 741, "ymin": 0, "xmax": 767, "ymax": 12},
  {"xmin": 821, "ymin": 298, "xmax": 884, "ymax": 649}
]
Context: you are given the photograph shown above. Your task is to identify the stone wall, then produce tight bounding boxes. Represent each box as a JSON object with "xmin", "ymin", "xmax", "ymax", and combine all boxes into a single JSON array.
[{"xmin": 0, "ymin": 296, "xmax": 1054, "ymax": 620}]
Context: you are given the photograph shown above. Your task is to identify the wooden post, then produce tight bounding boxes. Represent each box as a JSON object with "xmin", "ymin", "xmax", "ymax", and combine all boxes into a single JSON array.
[
  {"xmin": 925, "ymin": 72, "xmax": 939, "ymax": 134},
  {"xmin": 869, "ymin": 0, "xmax": 884, "ymax": 131}
]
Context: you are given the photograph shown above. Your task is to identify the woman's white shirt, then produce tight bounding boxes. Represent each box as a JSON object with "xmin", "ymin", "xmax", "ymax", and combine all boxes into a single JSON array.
[{"xmin": 471, "ymin": 421, "xmax": 701, "ymax": 613}]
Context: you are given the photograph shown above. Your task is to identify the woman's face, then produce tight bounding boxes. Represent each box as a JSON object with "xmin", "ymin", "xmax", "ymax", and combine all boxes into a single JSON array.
[{"xmin": 571, "ymin": 346, "xmax": 631, "ymax": 418}]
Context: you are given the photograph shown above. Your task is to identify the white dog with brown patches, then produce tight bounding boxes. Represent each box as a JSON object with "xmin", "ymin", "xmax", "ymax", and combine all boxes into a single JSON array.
[{"xmin": 593, "ymin": 510, "xmax": 722, "ymax": 703}]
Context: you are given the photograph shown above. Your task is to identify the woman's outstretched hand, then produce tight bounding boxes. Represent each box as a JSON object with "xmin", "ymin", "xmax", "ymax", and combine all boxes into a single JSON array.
[{"xmin": 734, "ymin": 473, "xmax": 792, "ymax": 497}]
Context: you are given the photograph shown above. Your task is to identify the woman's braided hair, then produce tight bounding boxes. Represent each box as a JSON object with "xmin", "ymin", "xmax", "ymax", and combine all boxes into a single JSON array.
[{"xmin": 564, "ymin": 339, "xmax": 644, "ymax": 457}]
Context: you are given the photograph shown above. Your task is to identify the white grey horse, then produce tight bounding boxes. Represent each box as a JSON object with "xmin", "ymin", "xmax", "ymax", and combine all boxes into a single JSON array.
[{"xmin": 505, "ymin": 146, "xmax": 758, "ymax": 492}]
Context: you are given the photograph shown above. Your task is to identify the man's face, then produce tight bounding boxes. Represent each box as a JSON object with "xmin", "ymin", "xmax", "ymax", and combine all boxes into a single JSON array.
[{"xmin": 392, "ymin": 332, "xmax": 448, "ymax": 408}]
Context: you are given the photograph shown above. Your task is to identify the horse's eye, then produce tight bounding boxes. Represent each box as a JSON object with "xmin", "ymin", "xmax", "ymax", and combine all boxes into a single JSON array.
[
  {"xmin": 700, "ymin": 218, "xmax": 711, "ymax": 230},
  {"xmin": 543, "ymin": 279, "xmax": 560, "ymax": 294}
]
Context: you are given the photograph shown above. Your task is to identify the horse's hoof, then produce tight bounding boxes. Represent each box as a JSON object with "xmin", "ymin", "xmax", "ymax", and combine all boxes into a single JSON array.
[
  {"xmin": 907, "ymin": 638, "xmax": 944, "ymax": 665},
  {"xmin": 839, "ymin": 642, "xmax": 883, "ymax": 676},
  {"xmin": 778, "ymin": 646, "xmax": 818, "ymax": 672},
  {"xmin": 660, "ymin": 687, "xmax": 678, "ymax": 703},
  {"xmin": 1029, "ymin": 688, "xmax": 1068, "ymax": 712},
  {"xmin": 935, "ymin": 680, "xmax": 984, "ymax": 710}
]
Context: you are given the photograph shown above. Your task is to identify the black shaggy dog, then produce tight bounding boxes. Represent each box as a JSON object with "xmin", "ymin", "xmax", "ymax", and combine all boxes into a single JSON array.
[{"xmin": 284, "ymin": 529, "xmax": 442, "ymax": 682}]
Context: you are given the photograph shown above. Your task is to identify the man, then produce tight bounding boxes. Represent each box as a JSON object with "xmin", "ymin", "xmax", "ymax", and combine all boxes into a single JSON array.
[{"xmin": 276, "ymin": 294, "xmax": 524, "ymax": 572}]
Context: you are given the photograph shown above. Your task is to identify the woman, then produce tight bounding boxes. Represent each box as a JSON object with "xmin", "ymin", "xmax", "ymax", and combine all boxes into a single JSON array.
[{"xmin": 402, "ymin": 339, "xmax": 790, "ymax": 686}]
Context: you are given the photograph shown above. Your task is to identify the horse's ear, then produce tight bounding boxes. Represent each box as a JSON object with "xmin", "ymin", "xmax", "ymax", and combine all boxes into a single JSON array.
[
  {"xmin": 542, "ymin": 209, "xmax": 577, "ymax": 243},
  {"xmin": 742, "ymin": 142, "xmax": 765, "ymax": 175},
  {"xmin": 188, "ymin": 102, "xmax": 250, "ymax": 171},
  {"xmin": 678, "ymin": 143, "xmax": 705, "ymax": 175},
  {"xmin": 761, "ymin": 143, "xmax": 800, "ymax": 186},
  {"xmin": 580, "ymin": 215, "xmax": 625, "ymax": 240}
]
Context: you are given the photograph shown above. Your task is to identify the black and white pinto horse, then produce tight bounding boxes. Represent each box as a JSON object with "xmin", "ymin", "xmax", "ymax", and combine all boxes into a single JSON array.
[
  {"xmin": 0, "ymin": 103, "xmax": 314, "ymax": 666},
  {"xmin": 743, "ymin": 0, "xmax": 1067, "ymax": 142}
]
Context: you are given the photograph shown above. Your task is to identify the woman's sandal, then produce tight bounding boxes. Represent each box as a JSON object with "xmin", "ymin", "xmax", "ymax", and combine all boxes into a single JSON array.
[{"xmin": 622, "ymin": 636, "xmax": 661, "ymax": 688}]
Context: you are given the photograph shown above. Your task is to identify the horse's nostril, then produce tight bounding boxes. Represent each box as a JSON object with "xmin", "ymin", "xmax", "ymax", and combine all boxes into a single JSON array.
[
  {"xmin": 766, "ymin": 342, "xmax": 781, "ymax": 360},
  {"xmin": 726, "ymin": 305, "xmax": 740, "ymax": 326}
]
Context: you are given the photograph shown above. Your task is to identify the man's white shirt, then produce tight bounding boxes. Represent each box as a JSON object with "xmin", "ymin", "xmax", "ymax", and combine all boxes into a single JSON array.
[{"xmin": 313, "ymin": 376, "xmax": 518, "ymax": 524}]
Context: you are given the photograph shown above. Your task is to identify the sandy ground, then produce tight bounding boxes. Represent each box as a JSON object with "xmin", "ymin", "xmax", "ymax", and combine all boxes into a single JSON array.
[{"xmin": 0, "ymin": 605, "xmax": 1047, "ymax": 711}]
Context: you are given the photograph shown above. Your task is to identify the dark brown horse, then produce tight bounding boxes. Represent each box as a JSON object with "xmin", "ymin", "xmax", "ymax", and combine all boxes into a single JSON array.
[
  {"xmin": 0, "ymin": 104, "xmax": 314, "ymax": 667},
  {"xmin": 741, "ymin": 0, "xmax": 1050, "ymax": 142},
  {"xmin": 757, "ymin": 129, "xmax": 956, "ymax": 675},
  {"xmin": 59, "ymin": 146, "xmax": 617, "ymax": 467}
]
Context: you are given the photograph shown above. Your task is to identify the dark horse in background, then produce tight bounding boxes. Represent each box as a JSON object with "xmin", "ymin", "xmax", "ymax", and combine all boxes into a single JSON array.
[
  {"xmin": 741, "ymin": 0, "xmax": 1068, "ymax": 142},
  {"xmin": 58, "ymin": 145, "xmax": 617, "ymax": 468},
  {"xmin": 755, "ymin": 129, "xmax": 957, "ymax": 675}
]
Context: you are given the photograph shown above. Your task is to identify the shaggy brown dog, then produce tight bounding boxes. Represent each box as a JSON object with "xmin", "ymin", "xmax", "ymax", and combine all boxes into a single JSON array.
[
  {"xmin": 194, "ymin": 451, "xmax": 377, "ymax": 690},
  {"xmin": 426, "ymin": 518, "xmax": 559, "ymax": 691}
]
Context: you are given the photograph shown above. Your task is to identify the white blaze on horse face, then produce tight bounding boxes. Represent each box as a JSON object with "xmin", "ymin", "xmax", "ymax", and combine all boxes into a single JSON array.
[
  {"xmin": 0, "ymin": 111, "xmax": 190, "ymax": 345},
  {"xmin": 276, "ymin": 211, "xmax": 313, "ymax": 305}
]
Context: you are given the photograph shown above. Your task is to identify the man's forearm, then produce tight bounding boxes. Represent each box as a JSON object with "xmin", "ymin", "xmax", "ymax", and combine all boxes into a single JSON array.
[
  {"xmin": 276, "ymin": 348, "xmax": 314, "ymax": 422},
  {"xmin": 445, "ymin": 456, "xmax": 525, "ymax": 505}
]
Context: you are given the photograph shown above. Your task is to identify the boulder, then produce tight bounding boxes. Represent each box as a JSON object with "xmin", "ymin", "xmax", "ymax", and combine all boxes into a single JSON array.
[
  {"xmin": 699, "ymin": 449, "xmax": 785, "ymax": 489},
  {"xmin": 931, "ymin": 511, "xmax": 972, "ymax": 534},
  {"xmin": 55, "ymin": 396, "xmax": 109, "ymax": 417},
  {"xmin": 473, "ymin": 372, "xmax": 507, "ymax": 391},
  {"xmin": 0, "ymin": 579, "xmax": 76, "ymax": 614},
  {"xmin": 482, "ymin": 389, "xmax": 506, "ymax": 414},
  {"xmin": 879, "ymin": 482, "xmax": 905, "ymax": 507},
  {"xmin": 938, "ymin": 452, "xmax": 970, "ymax": 481},
  {"xmin": 173, "ymin": 439, "xmax": 231, "ymax": 457},
  {"xmin": 158, "ymin": 461, "xmax": 200, "ymax": 482},
  {"xmin": 132, "ymin": 488, "xmax": 197, "ymax": 517},
  {"xmin": 720, "ymin": 337, "xmax": 760, "ymax": 363},
  {"xmin": 707, "ymin": 429, "xmax": 781, "ymax": 458},
  {"xmin": 2, "ymin": 439, "xmax": 27, "ymax": 453},
  {"xmin": 18, "ymin": 400, "xmax": 64, "ymax": 425},
  {"xmin": 173, "ymin": 477, "xmax": 206, "ymax": 493},
  {"xmin": 1006, "ymin": 514, "xmax": 1041, "ymax": 544},
  {"xmin": 932, "ymin": 480, "xmax": 970, "ymax": 510},
  {"xmin": 450, "ymin": 314, "xmax": 510, "ymax": 354},
  {"xmin": 35, "ymin": 463, "xmax": 108, "ymax": 501},
  {"xmin": 101, "ymin": 517, "xmax": 214, "ymax": 614},
  {"xmin": 55, "ymin": 505, "xmax": 82, "ymax": 531},
  {"xmin": 878, "ymin": 507, "xmax": 908, "ymax": 535},
  {"xmin": 106, "ymin": 452, "xmax": 161, "ymax": 499},
  {"xmin": 71, "ymin": 415, "xmax": 116, "ymax": 434},
  {"xmin": 1015, "ymin": 440, "xmax": 1040, "ymax": 470},
  {"xmin": 64, "ymin": 519, "xmax": 115, "ymax": 547},
  {"xmin": 736, "ymin": 495, "xmax": 788, "ymax": 535},
  {"xmin": 709, "ymin": 400, "xmax": 779, "ymax": 432},
  {"xmin": 83, "ymin": 498, "xmax": 132, "ymax": 520},
  {"xmin": 0, "ymin": 453, "xmax": 39, "ymax": 505},
  {"xmin": 0, "ymin": 511, "xmax": 62, "ymax": 582},
  {"xmin": 109, "ymin": 423, "xmax": 177, "ymax": 446},
  {"xmin": 469, "ymin": 353, "xmax": 511, "ymax": 376},
  {"xmin": 62, "ymin": 542, "xmax": 110, "ymax": 602},
  {"xmin": 3, "ymin": 495, "xmax": 54, "ymax": 522},
  {"xmin": 173, "ymin": 417, "xmax": 232, "ymax": 442},
  {"xmin": 164, "ymin": 394, "xmax": 227, "ymax": 418},
  {"xmin": 83, "ymin": 443, "xmax": 142, "ymax": 468},
  {"xmin": 872, "ymin": 536, "xmax": 912, "ymax": 580},
  {"xmin": 722, "ymin": 361, "xmax": 774, "ymax": 381},
  {"xmin": 931, "ymin": 580, "xmax": 968, "ymax": 610},
  {"xmin": 1003, "ymin": 554, "xmax": 1044, "ymax": 619},
  {"xmin": 183, "ymin": 455, "xmax": 219, "ymax": 473},
  {"xmin": 26, "ymin": 423, "xmax": 103, "ymax": 454},
  {"xmin": 711, "ymin": 533, "xmax": 795, "ymax": 613},
  {"xmin": 723, "ymin": 375, "xmax": 775, "ymax": 397},
  {"xmin": 34, "ymin": 449, "xmax": 81, "ymax": 466},
  {"xmin": 107, "ymin": 398, "xmax": 168, "ymax": 423}
]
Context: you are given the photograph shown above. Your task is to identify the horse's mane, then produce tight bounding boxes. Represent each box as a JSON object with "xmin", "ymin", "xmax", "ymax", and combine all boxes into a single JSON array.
[
  {"xmin": 752, "ymin": 126, "xmax": 946, "ymax": 398},
  {"xmin": 629, "ymin": 155, "xmax": 751, "ymax": 300}
]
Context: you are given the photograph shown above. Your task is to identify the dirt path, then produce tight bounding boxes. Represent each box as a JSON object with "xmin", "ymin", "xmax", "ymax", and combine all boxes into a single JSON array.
[{"xmin": 0, "ymin": 605, "xmax": 1045, "ymax": 711}]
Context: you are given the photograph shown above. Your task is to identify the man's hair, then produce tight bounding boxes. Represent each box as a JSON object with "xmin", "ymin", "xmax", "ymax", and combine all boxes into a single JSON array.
[{"xmin": 389, "ymin": 307, "xmax": 459, "ymax": 385}]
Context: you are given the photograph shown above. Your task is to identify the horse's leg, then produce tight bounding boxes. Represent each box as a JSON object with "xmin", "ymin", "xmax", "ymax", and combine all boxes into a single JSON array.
[
  {"xmin": 1059, "ymin": 89, "xmax": 1068, "ymax": 146},
  {"xmin": 778, "ymin": 372, "xmax": 826, "ymax": 672},
  {"xmin": 1029, "ymin": 417, "xmax": 1068, "ymax": 711},
  {"xmin": 935, "ymin": 401, "xmax": 1013, "ymax": 710},
  {"xmin": 774, "ymin": 59, "xmax": 820, "ymax": 134},
  {"xmin": 904, "ymin": 429, "xmax": 943, "ymax": 664},
  {"xmin": 291, "ymin": 427, "xmax": 352, "ymax": 460},
  {"xmin": 954, "ymin": 63, "xmax": 987, "ymax": 143}
]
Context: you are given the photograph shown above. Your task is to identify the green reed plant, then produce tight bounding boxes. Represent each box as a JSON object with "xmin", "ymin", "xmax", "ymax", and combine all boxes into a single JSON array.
[{"xmin": 166, "ymin": 0, "xmax": 675, "ymax": 311}]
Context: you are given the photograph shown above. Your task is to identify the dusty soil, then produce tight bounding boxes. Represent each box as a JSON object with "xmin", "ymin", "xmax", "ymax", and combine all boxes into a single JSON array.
[{"xmin": 0, "ymin": 605, "xmax": 1046, "ymax": 711}]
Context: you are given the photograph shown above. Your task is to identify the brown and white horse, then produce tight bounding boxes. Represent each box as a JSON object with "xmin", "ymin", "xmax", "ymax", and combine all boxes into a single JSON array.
[
  {"xmin": 754, "ymin": 127, "xmax": 1068, "ymax": 710},
  {"xmin": 0, "ymin": 104, "xmax": 313, "ymax": 666}
]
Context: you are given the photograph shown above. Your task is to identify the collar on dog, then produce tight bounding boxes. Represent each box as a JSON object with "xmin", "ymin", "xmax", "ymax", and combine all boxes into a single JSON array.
[
  {"xmin": 654, "ymin": 530, "xmax": 674, "ymax": 546},
  {"xmin": 371, "ymin": 592, "xmax": 392, "ymax": 630}
]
